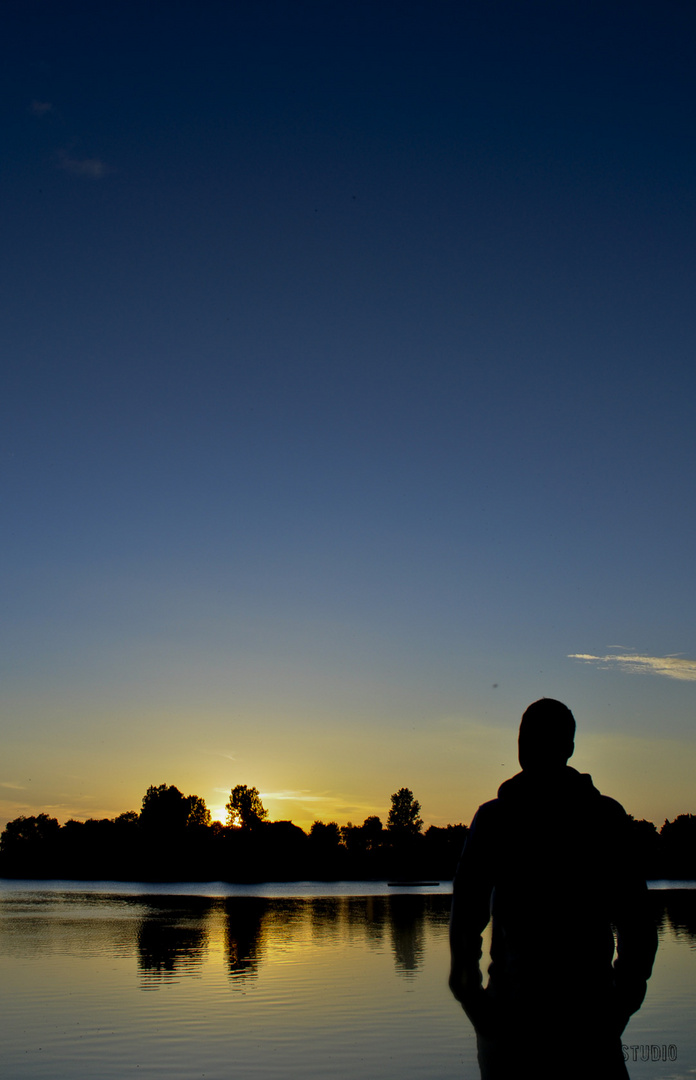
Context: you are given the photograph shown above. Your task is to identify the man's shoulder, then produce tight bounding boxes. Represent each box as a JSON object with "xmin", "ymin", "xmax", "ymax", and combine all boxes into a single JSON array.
[
  {"xmin": 497, "ymin": 766, "xmax": 629, "ymax": 809},
  {"xmin": 594, "ymin": 792, "xmax": 630, "ymax": 831},
  {"xmin": 468, "ymin": 797, "xmax": 504, "ymax": 835},
  {"xmin": 596, "ymin": 792, "xmax": 628, "ymax": 816},
  {"xmin": 470, "ymin": 769, "xmax": 631, "ymax": 832}
]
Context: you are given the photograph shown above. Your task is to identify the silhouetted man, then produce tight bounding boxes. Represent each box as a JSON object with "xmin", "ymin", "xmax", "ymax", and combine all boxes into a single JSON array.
[{"xmin": 449, "ymin": 698, "xmax": 657, "ymax": 1080}]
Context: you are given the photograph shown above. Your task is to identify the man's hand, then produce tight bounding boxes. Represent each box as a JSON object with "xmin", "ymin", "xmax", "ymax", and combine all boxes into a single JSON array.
[{"xmin": 449, "ymin": 964, "xmax": 498, "ymax": 1038}]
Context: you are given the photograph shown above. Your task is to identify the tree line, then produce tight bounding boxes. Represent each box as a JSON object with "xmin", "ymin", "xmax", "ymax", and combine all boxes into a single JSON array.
[{"xmin": 0, "ymin": 782, "xmax": 694, "ymax": 883}]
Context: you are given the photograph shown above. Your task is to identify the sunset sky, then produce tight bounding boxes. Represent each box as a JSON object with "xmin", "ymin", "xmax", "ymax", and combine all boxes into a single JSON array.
[{"xmin": 2, "ymin": 1, "xmax": 695, "ymax": 834}]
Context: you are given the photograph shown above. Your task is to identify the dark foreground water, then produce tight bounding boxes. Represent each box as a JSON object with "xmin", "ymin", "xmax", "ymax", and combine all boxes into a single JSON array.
[{"xmin": 0, "ymin": 881, "xmax": 693, "ymax": 1080}]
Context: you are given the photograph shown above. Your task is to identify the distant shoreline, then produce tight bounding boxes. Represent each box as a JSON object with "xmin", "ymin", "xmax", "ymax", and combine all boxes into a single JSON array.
[{"xmin": 0, "ymin": 877, "xmax": 694, "ymax": 897}]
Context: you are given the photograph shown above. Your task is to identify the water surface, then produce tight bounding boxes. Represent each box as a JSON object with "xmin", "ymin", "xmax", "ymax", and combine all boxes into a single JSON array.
[{"xmin": 0, "ymin": 881, "xmax": 693, "ymax": 1079}]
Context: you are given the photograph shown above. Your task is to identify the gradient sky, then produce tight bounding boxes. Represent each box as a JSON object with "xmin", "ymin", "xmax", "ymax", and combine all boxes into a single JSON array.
[{"xmin": 2, "ymin": 0, "xmax": 695, "ymax": 833}]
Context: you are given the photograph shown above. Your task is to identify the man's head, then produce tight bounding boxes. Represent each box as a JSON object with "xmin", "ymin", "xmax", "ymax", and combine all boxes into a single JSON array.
[{"xmin": 518, "ymin": 698, "xmax": 575, "ymax": 771}]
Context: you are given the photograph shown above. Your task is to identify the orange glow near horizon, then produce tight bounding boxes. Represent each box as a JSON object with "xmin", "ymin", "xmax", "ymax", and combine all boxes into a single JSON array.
[{"xmin": 0, "ymin": 720, "xmax": 694, "ymax": 836}]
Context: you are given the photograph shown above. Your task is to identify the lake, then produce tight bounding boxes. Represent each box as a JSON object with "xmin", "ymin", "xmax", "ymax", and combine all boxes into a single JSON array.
[{"xmin": 0, "ymin": 880, "xmax": 693, "ymax": 1079}]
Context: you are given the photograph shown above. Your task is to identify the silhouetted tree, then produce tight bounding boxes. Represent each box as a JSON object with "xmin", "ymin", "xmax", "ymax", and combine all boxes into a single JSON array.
[
  {"xmin": 136, "ymin": 784, "xmax": 213, "ymax": 880},
  {"xmin": 387, "ymin": 788, "xmax": 423, "ymax": 837},
  {"xmin": 0, "ymin": 813, "xmax": 60, "ymax": 876},
  {"xmin": 140, "ymin": 784, "xmax": 192, "ymax": 832},
  {"xmin": 386, "ymin": 790, "xmax": 424, "ymax": 879},
  {"xmin": 340, "ymin": 822, "xmax": 363, "ymax": 855},
  {"xmin": 626, "ymin": 816, "xmax": 662, "ymax": 879},
  {"xmin": 186, "ymin": 795, "xmax": 212, "ymax": 828},
  {"xmin": 423, "ymin": 823, "xmax": 469, "ymax": 879},
  {"xmin": 140, "ymin": 784, "xmax": 210, "ymax": 832},
  {"xmin": 661, "ymin": 814, "xmax": 696, "ymax": 878},
  {"xmin": 308, "ymin": 820, "xmax": 344, "ymax": 878},
  {"xmin": 255, "ymin": 821, "xmax": 309, "ymax": 880},
  {"xmin": 335, "ymin": 816, "xmax": 386, "ymax": 876},
  {"xmin": 362, "ymin": 815, "xmax": 384, "ymax": 852},
  {"xmin": 310, "ymin": 820, "xmax": 341, "ymax": 846},
  {"xmin": 226, "ymin": 785, "xmax": 268, "ymax": 830}
]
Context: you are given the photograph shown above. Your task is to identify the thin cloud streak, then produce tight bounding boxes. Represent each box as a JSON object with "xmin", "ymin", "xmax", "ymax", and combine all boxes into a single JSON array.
[
  {"xmin": 262, "ymin": 790, "xmax": 378, "ymax": 812},
  {"xmin": 262, "ymin": 789, "xmax": 334, "ymax": 803},
  {"xmin": 58, "ymin": 152, "xmax": 110, "ymax": 178},
  {"xmin": 569, "ymin": 653, "xmax": 696, "ymax": 681}
]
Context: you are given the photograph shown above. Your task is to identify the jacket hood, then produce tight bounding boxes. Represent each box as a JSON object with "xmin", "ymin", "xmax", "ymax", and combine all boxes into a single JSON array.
[{"xmin": 496, "ymin": 764, "xmax": 601, "ymax": 807}]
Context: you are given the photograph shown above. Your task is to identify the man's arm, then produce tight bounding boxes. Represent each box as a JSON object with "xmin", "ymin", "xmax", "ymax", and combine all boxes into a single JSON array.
[
  {"xmin": 610, "ymin": 810, "xmax": 659, "ymax": 1029},
  {"xmin": 449, "ymin": 802, "xmax": 497, "ymax": 1022}
]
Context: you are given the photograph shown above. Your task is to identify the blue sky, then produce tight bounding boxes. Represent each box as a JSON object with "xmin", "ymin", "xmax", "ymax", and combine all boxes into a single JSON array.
[{"xmin": 2, "ymin": 0, "xmax": 695, "ymax": 830}]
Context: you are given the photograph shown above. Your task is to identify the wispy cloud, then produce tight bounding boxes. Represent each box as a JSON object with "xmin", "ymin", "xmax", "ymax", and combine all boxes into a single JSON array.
[
  {"xmin": 262, "ymin": 790, "xmax": 380, "ymax": 819},
  {"xmin": 213, "ymin": 787, "xmax": 343, "ymax": 805},
  {"xmin": 30, "ymin": 100, "xmax": 53, "ymax": 116},
  {"xmin": 262, "ymin": 789, "xmax": 334, "ymax": 803},
  {"xmin": 0, "ymin": 782, "xmax": 26, "ymax": 790},
  {"xmin": 569, "ymin": 652, "xmax": 696, "ymax": 682},
  {"xmin": 58, "ymin": 151, "xmax": 110, "ymax": 178}
]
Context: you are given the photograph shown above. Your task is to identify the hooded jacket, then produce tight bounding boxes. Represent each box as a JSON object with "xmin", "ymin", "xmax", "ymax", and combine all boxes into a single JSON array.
[{"xmin": 450, "ymin": 765, "xmax": 657, "ymax": 1036}]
